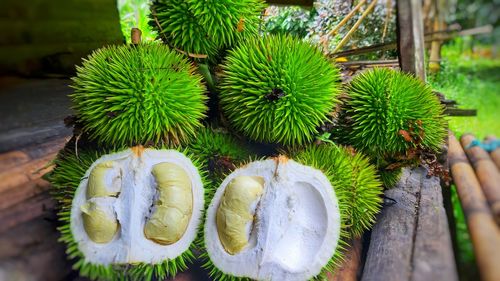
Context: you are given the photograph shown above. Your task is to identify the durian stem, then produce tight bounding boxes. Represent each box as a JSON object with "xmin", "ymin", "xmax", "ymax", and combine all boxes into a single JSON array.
[{"xmin": 131, "ymin": 28, "xmax": 142, "ymax": 45}]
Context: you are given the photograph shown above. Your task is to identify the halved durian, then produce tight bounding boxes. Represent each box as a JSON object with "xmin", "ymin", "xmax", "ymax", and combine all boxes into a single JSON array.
[
  {"xmin": 203, "ymin": 157, "xmax": 341, "ymax": 281},
  {"xmin": 50, "ymin": 147, "xmax": 205, "ymax": 280}
]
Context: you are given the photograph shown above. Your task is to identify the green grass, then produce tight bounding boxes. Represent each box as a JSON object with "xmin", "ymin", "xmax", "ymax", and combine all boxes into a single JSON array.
[
  {"xmin": 429, "ymin": 39, "xmax": 499, "ymax": 281},
  {"xmin": 429, "ymin": 40, "xmax": 500, "ymax": 139}
]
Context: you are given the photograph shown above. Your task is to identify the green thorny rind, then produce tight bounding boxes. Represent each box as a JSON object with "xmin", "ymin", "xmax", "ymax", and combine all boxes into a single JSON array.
[
  {"xmin": 186, "ymin": 129, "xmax": 259, "ymax": 281},
  {"xmin": 292, "ymin": 144, "xmax": 383, "ymax": 239},
  {"xmin": 344, "ymin": 68, "xmax": 447, "ymax": 161},
  {"xmin": 71, "ymin": 43, "xmax": 208, "ymax": 148},
  {"xmin": 379, "ymin": 167, "xmax": 403, "ymax": 188},
  {"xmin": 150, "ymin": 0, "xmax": 266, "ymax": 60},
  {"xmin": 185, "ymin": 127, "xmax": 254, "ymax": 185},
  {"xmin": 220, "ymin": 34, "xmax": 342, "ymax": 146},
  {"xmin": 46, "ymin": 146, "xmax": 208, "ymax": 281}
]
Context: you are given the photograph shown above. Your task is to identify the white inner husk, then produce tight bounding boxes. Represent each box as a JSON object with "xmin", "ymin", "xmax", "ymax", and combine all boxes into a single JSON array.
[
  {"xmin": 204, "ymin": 158, "xmax": 341, "ymax": 281},
  {"xmin": 71, "ymin": 149, "xmax": 204, "ymax": 265}
]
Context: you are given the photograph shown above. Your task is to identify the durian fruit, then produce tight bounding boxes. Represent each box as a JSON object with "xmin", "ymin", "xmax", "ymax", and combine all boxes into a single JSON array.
[
  {"xmin": 47, "ymin": 147, "xmax": 206, "ymax": 280},
  {"xmin": 343, "ymin": 68, "xmax": 446, "ymax": 159},
  {"xmin": 71, "ymin": 43, "xmax": 208, "ymax": 147},
  {"xmin": 186, "ymin": 127, "xmax": 253, "ymax": 184},
  {"xmin": 150, "ymin": 0, "xmax": 266, "ymax": 59},
  {"xmin": 339, "ymin": 68, "xmax": 447, "ymax": 187},
  {"xmin": 219, "ymin": 35, "xmax": 341, "ymax": 146},
  {"xmin": 292, "ymin": 144, "xmax": 383, "ymax": 238},
  {"xmin": 203, "ymin": 156, "xmax": 343, "ymax": 280}
]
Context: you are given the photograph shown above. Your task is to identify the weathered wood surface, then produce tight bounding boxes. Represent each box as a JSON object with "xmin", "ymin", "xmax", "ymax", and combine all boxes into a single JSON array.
[
  {"xmin": 331, "ymin": 238, "xmax": 363, "ymax": 281},
  {"xmin": 362, "ymin": 167, "xmax": 457, "ymax": 281},
  {"xmin": 0, "ymin": 77, "xmax": 73, "ymax": 152},
  {"xmin": 396, "ymin": 0, "xmax": 426, "ymax": 80},
  {"xmin": 449, "ymin": 133, "xmax": 500, "ymax": 281}
]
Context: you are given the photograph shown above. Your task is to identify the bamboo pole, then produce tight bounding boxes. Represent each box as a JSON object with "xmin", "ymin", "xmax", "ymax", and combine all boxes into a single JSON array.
[
  {"xmin": 326, "ymin": 0, "xmax": 367, "ymax": 38},
  {"xmin": 381, "ymin": 0, "xmax": 392, "ymax": 41},
  {"xmin": 461, "ymin": 134, "xmax": 500, "ymax": 224},
  {"xmin": 485, "ymin": 136, "xmax": 500, "ymax": 170},
  {"xmin": 332, "ymin": 0, "xmax": 378, "ymax": 54},
  {"xmin": 449, "ymin": 133, "xmax": 500, "ymax": 281}
]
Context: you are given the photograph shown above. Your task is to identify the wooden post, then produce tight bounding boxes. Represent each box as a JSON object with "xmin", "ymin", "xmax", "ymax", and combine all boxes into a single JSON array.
[{"xmin": 396, "ymin": 0, "xmax": 426, "ymax": 80}]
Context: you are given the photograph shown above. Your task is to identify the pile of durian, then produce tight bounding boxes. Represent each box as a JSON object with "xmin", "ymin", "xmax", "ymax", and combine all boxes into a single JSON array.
[{"xmin": 46, "ymin": 1, "xmax": 446, "ymax": 280}]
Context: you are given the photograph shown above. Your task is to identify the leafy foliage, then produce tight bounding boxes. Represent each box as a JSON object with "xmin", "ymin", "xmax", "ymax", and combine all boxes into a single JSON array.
[
  {"xmin": 220, "ymin": 34, "xmax": 341, "ymax": 146},
  {"xmin": 149, "ymin": 0, "xmax": 266, "ymax": 60},
  {"xmin": 71, "ymin": 43, "xmax": 208, "ymax": 147}
]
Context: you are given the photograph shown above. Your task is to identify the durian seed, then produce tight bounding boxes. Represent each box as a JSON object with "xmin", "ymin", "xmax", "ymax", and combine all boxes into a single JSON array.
[
  {"xmin": 81, "ymin": 200, "xmax": 119, "ymax": 244},
  {"xmin": 86, "ymin": 161, "xmax": 121, "ymax": 199},
  {"xmin": 216, "ymin": 176, "xmax": 264, "ymax": 255},
  {"xmin": 144, "ymin": 162, "xmax": 193, "ymax": 245}
]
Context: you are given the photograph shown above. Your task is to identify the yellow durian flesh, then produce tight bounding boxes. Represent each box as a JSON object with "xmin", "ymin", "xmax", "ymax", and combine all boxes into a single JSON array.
[
  {"xmin": 216, "ymin": 176, "xmax": 264, "ymax": 255},
  {"xmin": 144, "ymin": 162, "xmax": 193, "ymax": 245},
  {"xmin": 81, "ymin": 201, "xmax": 118, "ymax": 243},
  {"xmin": 86, "ymin": 161, "xmax": 120, "ymax": 198}
]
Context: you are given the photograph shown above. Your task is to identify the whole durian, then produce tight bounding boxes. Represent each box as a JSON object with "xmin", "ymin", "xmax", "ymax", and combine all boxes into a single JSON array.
[
  {"xmin": 150, "ymin": 0, "xmax": 266, "ymax": 59},
  {"xmin": 202, "ymin": 156, "xmax": 344, "ymax": 280},
  {"xmin": 343, "ymin": 68, "xmax": 446, "ymax": 158},
  {"xmin": 71, "ymin": 43, "xmax": 208, "ymax": 147},
  {"xmin": 338, "ymin": 68, "xmax": 446, "ymax": 186},
  {"xmin": 47, "ymin": 146, "xmax": 207, "ymax": 280},
  {"xmin": 293, "ymin": 143, "xmax": 383, "ymax": 238},
  {"xmin": 220, "ymin": 35, "xmax": 341, "ymax": 146}
]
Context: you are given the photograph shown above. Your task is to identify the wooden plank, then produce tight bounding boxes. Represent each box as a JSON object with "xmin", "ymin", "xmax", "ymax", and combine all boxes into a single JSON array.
[
  {"xmin": 362, "ymin": 167, "xmax": 458, "ymax": 281},
  {"xmin": 0, "ymin": 152, "xmax": 57, "ymax": 193},
  {"xmin": 396, "ymin": 0, "xmax": 426, "ymax": 80},
  {"xmin": 411, "ymin": 174, "xmax": 458, "ymax": 281},
  {"xmin": 362, "ymin": 168, "xmax": 417, "ymax": 281},
  {"xmin": 330, "ymin": 238, "xmax": 363, "ymax": 281},
  {"xmin": 461, "ymin": 134, "xmax": 500, "ymax": 223},
  {"xmin": 0, "ymin": 217, "xmax": 71, "ymax": 281},
  {"xmin": 0, "ymin": 191, "xmax": 55, "ymax": 233},
  {"xmin": 0, "ymin": 178, "xmax": 51, "ymax": 211},
  {"xmin": 444, "ymin": 108, "xmax": 477, "ymax": 116},
  {"xmin": 448, "ymin": 133, "xmax": 500, "ymax": 281}
]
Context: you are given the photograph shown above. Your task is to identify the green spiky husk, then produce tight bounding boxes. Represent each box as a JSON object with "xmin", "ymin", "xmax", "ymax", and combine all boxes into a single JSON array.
[
  {"xmin": 71, "ymin": 43, "xmax": 208, "ymax": 148},
  {"xmin": 342, "ymin": 68, "xmax": 447, "ymax": 159},
  {"xmin": 220, "ymin": 34, "xmax": 342, "ymax": 146},
  {"xmin": 186, "ymin": 129, "xmax": 259, "ymax": 281},
  {"xmin": 292, "ymin": 143, "xmax": 383, "ymax": 239},
  {"xmin": 150, "ymin": 0, "xmax": 266, "ymax": 59},
  {"xmin": 379, "ymin": 168, "xmax": 403, "ymax": 188},
  {"xmin": 185, "ymin": 127, "xmax": 254, "ymax": 186},
  {"xmin": 46, "ymin": 146, "xmax": 207, "ymax": 281}
]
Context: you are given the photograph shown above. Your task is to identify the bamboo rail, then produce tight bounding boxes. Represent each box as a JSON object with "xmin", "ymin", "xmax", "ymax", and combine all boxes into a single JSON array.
[
  {"xmin": 326, "ymin": 0, "xmax": 368, "ymax": 38},
  {"xmin": 461, "ymin": 134, "xmax": 500, "ymax": 224},
  {"xmin": 448, "ymin": 133, "xmax": 500, "ymax": 281},
  {"xmin": 486, "ymin": 136, "xmax": 500, "ymax": 169}
]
